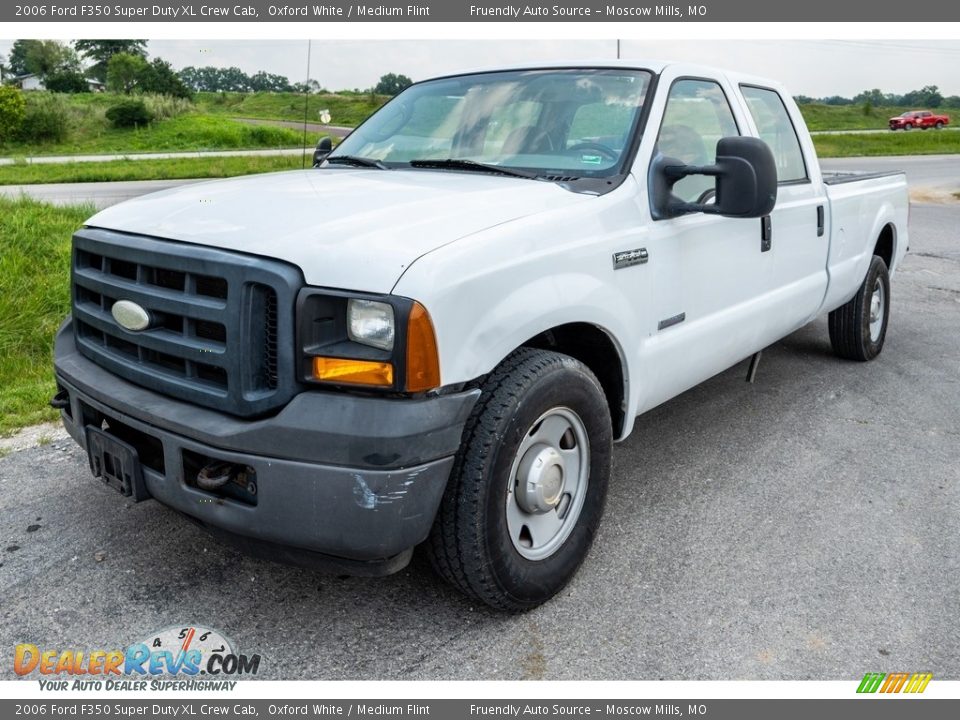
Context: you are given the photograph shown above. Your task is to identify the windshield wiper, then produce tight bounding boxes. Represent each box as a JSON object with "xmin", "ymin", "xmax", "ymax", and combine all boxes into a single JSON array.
[
  {"xmin": 409, "ymin": 158, "xmax": 539, "ymax": 180},
  {"xmin": 325, "ymin": 155, "xmax": 388, "ymax": 170}
]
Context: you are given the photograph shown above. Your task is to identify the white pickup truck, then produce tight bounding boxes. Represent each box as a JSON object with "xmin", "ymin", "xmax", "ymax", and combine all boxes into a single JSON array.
[{"xmin": 53, "ymin": 61, "xmax": 909, "ymax": 611}]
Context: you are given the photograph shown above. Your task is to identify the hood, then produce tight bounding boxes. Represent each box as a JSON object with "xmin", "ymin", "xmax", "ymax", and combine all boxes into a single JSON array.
[{"xmin": 86, "ymin": 168, "xmax": 590, "ymax": 293}]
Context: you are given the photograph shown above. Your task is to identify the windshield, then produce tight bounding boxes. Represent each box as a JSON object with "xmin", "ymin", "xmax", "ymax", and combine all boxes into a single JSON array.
[{"xmin": 327, "ymin": 68, "xmax": 653, "ymax": 180}]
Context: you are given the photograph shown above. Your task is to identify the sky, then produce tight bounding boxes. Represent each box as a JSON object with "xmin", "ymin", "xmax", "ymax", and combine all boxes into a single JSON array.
[{"xmin": 1, "ymin": 38, "xmax": 959, "ymax": 98}]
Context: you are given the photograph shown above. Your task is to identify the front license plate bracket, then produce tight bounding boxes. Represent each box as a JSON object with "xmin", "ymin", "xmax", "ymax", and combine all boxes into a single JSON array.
[{"xmin": 85, "ymin": 426, "xmax": 150, "ymax": 502}]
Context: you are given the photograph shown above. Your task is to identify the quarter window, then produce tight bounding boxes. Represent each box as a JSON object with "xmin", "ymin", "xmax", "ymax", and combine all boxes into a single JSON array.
[{"xmin": 741, "ymin": 85, "xmax": 808, "ymax": 183}]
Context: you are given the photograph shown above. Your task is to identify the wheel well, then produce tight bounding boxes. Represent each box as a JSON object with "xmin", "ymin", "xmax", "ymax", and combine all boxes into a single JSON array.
[
  {"xmin": 874, "ymin": 224, "xmax": 895, "ymax": 269},
  {"xmin": 522, "ymin": 323, "xmax": 626, "ymax": 437}
]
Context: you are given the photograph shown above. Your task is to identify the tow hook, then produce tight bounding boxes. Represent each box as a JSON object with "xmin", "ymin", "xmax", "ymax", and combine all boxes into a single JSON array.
[
  {"xmin": 197, "ymin": 460, "xmax": 245, "ymax": 490},
  {"xmin": 49, "ymin": 389, "xmax": 70, "ymax": 410}
]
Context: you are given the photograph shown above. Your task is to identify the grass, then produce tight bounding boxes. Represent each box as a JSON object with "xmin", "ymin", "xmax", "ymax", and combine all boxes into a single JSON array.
[
  {"xmin": 0, "ymin": 197, "xmax": 93, "ymax": 435},
  {"xmin": 797, "ymin": 104, "xmax": 935, "ymax": 132},
  {"xmin": 813, "ymin": 129, "xmax": 960, "ymax": 157},
  {"xmin": 5, "ymin": 115, "xmax": 304, "ymax": 157},
  {"xmin": 195, "ymin": 91, "xmax": 389, "ymax": 127},
  {"xmin": 0, "ymin": 154, "xmax": 308, "ymax": 185}
]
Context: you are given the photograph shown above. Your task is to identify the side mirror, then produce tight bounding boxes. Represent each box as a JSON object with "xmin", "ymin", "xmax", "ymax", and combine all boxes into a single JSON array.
[
  {"xmin": 313, "ymin": 136, "xmax": 333, "ymax": 167},
  {"xmin": 649, "ymin": 136, "xmax": 778, "ymax": 220}
]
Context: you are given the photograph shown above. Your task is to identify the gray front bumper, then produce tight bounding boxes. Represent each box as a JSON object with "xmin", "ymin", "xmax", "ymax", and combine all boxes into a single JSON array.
[{"xmin": 53, "ymin": 321, "xmax": 479, "ymax": 573}]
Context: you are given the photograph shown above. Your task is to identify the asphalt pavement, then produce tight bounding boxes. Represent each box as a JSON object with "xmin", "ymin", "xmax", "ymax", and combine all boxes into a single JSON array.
[{"xmin": 1, "ymin": 165, "xmax": 958, "ymax": 681}]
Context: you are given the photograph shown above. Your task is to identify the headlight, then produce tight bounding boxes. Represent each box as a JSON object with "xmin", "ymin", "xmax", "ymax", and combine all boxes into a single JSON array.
[
  {"xmin": 347, "ymin": 299, "xmax": 395, "ymax": 351},
  {"xmin": 297, "ymin": 290, "xmax": 440, "ymax": 392}
]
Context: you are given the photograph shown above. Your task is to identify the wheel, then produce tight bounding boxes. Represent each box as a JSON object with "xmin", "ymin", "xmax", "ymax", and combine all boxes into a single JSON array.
[
  {"xmin": 935, "ymin": 121, "xmax": 944, "ymax": 129},
  {"xmin": 904, "ymin": 123, "xmax": 913, "ymax": 131},
  {"xmin": 427, "ymin": 347, "xmax": 612, "ymax": 611},
  {"xmin": 828, "ymin": 255, "xmax": 891, "ymax": 361},
  {"xmin": 566, "ymin": 142, "xmax": 618, "ymax": 160}
]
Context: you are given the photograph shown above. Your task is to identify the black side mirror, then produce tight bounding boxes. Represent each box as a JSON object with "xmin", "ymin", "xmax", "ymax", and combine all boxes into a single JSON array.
[
  {"xmin": 313, "ymin": 136, "xmax": 333, "ymax": 167},
  {"xmin": 649, "ymin": 136, "xmax": 778, "ymax": 220}
]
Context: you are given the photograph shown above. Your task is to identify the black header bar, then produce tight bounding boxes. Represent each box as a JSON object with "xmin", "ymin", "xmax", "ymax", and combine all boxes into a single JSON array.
[{"xmin": 4, "ymin": 1, "xmax": 958, "ymax": 23}]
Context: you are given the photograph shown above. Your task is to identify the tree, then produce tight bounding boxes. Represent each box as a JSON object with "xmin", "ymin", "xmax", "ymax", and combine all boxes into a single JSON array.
[
  {"xmin": 248, "ymin": 71, "xmax": 293, "ymax": 92},
  {"xmin": 8, "ymin": 39, "xmax": 79, "ymax": 79},
  {"xmin": 853, "ymin": 88, "xmax": 886, "ymax": 106},
  {"xmin": 902, "ymin": 85, "xmax": 943, "ymax": 108},
  {"xmin": 0, "ymin": 86, "xmax": 27, "ymax": 143},
  {"xmin": 106, "ymin": 52, "xmax": 149, "ymax": 94},
  {"xmin": 373, "ymin": 73, "xmax": 413, "ymax": 96},
  {"xmin": 138, "ymin": 58, "xmax": 193, "ymax": 99},
  {"xmin": 74, "ymin": 40, "xmax": 147, "ymax": 81},
  {"xmin": 45, "ymin": 70, "xmax": 89, "ymax": 94}
]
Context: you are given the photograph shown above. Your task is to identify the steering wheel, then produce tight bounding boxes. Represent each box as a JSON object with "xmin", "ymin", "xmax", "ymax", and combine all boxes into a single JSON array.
[{"xmin": 566, "ymin": 142, "xmax": 618, "ymax": 160}]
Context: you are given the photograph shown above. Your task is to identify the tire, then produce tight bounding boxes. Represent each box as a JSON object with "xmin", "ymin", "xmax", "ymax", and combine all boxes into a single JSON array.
[
  {"xmin": 935, "ymin": 121, "xmax": 944, "ymax": 130},
  {"xmin": 828, "ymin": 255, "xmax": 891, "ymax": 361},
  {"xmin": 427, "ymin": 347, "xmax": 612, "ymax": 612},
  {"xmin": 904, "ymin": 123, "xmax": 913, "ymax": 131}
]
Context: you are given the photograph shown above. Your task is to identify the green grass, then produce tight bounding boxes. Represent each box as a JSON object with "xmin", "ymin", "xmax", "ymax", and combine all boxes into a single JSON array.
[
  {"xmin": 5, "ymin": 114, "xmax": 303, "ymax": 157},
  {"xmin": 797, "ymin": 104, "xmax": 921, "ymax": 132},
  {"xmin": 813, "ymin": 129, "xmax": 960, "ymax": 157},
  {"xmin": 195, "ymin": 91, "xmax": 388, "ymax": 127},
  {"xmin": 0, "ymin": 154, "xmax": 308, "ymax": 185},
  {"xmin": 0, "ymin": 197, "xmax": 92, "ymax": 435}
]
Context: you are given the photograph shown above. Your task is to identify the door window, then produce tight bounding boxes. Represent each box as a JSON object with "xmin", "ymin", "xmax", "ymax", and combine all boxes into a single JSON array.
[{"xmin": 654, "ymin": 79, "xmax": 739, "ymax": 203}]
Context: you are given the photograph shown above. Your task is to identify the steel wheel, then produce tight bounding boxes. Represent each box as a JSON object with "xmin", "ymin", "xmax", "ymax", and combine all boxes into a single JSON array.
[
  {"xmin": 869, "ymin": 278, "xmax": 885, "ymax": 343},
  {"xmin": 506, "ymin": 407, "xmax": 590, "ymax": 561}
]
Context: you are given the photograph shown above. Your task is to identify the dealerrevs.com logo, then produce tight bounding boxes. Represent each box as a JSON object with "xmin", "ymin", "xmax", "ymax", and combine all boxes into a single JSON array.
[
  {"xmin": 14, "ymin": 626, "xmax": 260, "ymax": 691},
  {"xmin": 857, "ymin": 672, "xmax": 933, "ymax": 694}
]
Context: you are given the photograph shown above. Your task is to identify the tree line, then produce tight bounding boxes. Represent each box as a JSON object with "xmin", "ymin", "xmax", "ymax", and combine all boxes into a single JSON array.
[
  {"xmin": 795, "ymin": 86, "xmax": 960, "ymax": 108},
  {"xmin": 1, "ymin": 40, "xmax": 413, "ymax": 98}
]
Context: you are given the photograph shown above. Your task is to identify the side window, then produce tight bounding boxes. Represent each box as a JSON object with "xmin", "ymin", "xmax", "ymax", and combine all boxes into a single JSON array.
[
  {"xmin": 741, "ymin": 85, "xmax": 808, "ymax": 183},
  {"xmin": 655, "ymin": 79, "xmax": 739, "ymax": 203}
]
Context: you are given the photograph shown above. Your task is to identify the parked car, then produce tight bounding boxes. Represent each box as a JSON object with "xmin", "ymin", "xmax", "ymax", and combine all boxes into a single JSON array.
[
  {"xmin": 53, "ymin": 61, "xmax": 909, "ymax": 611},
  {"xmin": 889, "ymin": 110, "xmax": 950, "ymax": 130}
]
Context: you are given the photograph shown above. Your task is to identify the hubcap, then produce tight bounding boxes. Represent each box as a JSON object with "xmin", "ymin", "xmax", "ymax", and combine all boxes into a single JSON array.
[
  {"xmin": 869, "ymin": 279, "xmax": 885, "ymax": 342},
  {"xmin": 506, "ymin": 407, "xmax": 590, "ymax": 561}
]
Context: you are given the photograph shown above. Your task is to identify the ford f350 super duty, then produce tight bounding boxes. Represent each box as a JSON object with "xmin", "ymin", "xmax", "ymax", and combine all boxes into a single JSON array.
[{"xmin": 53, "ymin": 61, "xmax": 909, "ymax": 611}]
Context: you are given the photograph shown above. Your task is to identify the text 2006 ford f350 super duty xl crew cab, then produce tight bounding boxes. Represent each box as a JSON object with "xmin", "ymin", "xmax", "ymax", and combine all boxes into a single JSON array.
[{"xmin": 53, "ymin": 61, "xmax": 909, "ymax": 611}]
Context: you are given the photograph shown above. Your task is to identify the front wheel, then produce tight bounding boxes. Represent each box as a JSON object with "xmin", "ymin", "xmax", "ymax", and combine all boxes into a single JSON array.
[
  {"xmin": 427, "ymin": 348, "xmax": 612, "ymax": 611},
  {"xmin": 828, "ymin": 255, "xmax": 891, "ymax": 361},
  {"xmin": 935, "ymin": 121, "xmax": 944, "ymax": 130}
]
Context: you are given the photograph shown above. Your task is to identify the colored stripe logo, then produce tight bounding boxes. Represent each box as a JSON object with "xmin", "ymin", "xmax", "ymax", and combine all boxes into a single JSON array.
[{"xmin": 857, "ymin": 672, "xmax": 932, "ymax": 694}]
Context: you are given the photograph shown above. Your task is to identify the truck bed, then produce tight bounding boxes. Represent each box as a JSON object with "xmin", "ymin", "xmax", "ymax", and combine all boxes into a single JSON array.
[{"xmin": 822, "ymin": 170, "xmax": 904, "ymax": 185}]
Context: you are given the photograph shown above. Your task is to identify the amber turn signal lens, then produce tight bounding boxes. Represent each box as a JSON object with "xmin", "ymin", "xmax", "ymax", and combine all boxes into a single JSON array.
[
  {"xmin": 312, "ymin": 357, "xmax": 394, "ymax": 386},
  {"xmin": 406, "ymin": 301, "xmax": 441, "ymax": 392}
]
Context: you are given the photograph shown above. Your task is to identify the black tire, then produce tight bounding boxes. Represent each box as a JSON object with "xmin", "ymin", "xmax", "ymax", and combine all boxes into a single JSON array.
[
  {"xmin": 427, "ymin": 347, "xmax": 612, "ymax": 612},
  {"xmin": 935, "ymin": 121, "xmax": 944, "ymax": 130},
  {"xmin": 904, "ymin": 123, "xmax": 913, "ymax": 131},
  {"xmin": 828, "ymin": 255, "xmax": 891, "ymax": 361}
]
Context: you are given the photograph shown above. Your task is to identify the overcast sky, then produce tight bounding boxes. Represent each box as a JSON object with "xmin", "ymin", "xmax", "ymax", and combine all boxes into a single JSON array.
[{"xmin": 2, "ymin": 38, "xmax": 958, "ymax": 97}]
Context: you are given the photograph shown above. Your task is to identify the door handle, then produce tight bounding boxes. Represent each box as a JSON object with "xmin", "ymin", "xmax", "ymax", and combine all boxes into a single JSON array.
[
  {"xmin": 761, "ymin": 215, "xmax": 772, "ymax": 252},
  {"xmin": 817, "ymin": 205, "xmax": 825, "ymax": 237}
]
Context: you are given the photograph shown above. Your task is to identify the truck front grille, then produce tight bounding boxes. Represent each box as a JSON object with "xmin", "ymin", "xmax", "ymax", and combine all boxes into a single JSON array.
[{"xmin": 71, "ymin": 228, "xmax": 302, "ymax": 417}]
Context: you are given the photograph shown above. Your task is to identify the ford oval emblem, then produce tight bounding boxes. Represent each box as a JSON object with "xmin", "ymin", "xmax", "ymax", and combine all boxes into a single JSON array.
[{"xmin": 111, "ymin": 300, "xmax": 151, "ymax": 332}]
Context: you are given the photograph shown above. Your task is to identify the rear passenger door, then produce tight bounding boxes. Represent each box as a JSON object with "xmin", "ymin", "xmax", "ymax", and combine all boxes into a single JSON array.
[{"xmin": 739, "ymin": 84, "xmax": 829, "ymax": 331}]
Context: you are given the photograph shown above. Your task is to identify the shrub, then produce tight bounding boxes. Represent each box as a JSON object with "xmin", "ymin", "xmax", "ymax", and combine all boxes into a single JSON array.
[
  {"xmin": 105, "ymin": 99, "xmax": 154, "ymax": 128},
  {"xmin": 0, "ymin": 86, "xmax": 27, "ymax": 143},
  {"xmin": 142, "ymin": 94, "xmax": 192, "ymax": 121},
  {"xmin": 45, "ymin": 70, "xmax": 90, "ymax": 94},
  {"xmin": 18, "ymin": 93, "xmax": 70, "ymax": 143}
]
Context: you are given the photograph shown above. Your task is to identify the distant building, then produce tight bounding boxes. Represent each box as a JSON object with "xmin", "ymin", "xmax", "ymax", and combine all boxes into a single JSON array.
[
  {"xmin": 15, "ymin": 74, "xmax": 44, "ymax": 91},
  {"xmin": 11, "ymin": 74, "xmax": 106, "ymax": 92}
]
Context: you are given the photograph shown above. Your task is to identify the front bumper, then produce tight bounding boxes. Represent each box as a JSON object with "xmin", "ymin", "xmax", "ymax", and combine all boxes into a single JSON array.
[{"xmin": 53, "ymin": 320, "xmax": 479, "ymax": 574}]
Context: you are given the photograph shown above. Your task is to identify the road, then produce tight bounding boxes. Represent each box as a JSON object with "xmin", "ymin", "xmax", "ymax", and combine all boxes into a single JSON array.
[
  {"xmin": 0, "ymin": 147, "xmax": 309, "ymax": 167},
  {"xmin": 3, "ymin": 155, "xmax": 958, "ymax": 211},
  {"xmin": 1, "ymin": 166, "xmax": 959, "ymax": 682}
]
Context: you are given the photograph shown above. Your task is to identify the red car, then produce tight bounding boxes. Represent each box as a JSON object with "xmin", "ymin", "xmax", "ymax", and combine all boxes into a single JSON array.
[{"xmin": 889, "ymin": 110, "xmax": 950, "ymax": 130}]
